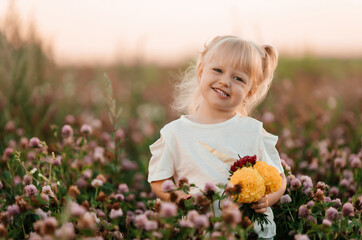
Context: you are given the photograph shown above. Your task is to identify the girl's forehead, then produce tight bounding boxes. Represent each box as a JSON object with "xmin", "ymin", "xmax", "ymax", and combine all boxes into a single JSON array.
[
  {"xmin": 205, "ymin": 53, "xmax": 248, "ymax": 72},
  {"xmin": 202, "ymin": 42, "xmax": 262, "ymax": 77}
]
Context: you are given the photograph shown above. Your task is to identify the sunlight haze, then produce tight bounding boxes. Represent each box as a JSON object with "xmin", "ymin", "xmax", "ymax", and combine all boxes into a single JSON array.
[{"xmin": 1, "ymin": 0, "xmax": 362, "ymax": 66}]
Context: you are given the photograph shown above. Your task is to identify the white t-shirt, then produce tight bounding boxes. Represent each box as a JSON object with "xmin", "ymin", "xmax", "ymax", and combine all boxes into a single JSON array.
[{"xmin": 148, "ymin": 114, "xmax": 283, "ymax": 238}]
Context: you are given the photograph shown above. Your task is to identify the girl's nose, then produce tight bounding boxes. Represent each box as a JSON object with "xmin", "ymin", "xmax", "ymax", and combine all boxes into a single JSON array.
[{"xmin": 218, "ymin": 77, "xmax": 230, "ymax": 87}]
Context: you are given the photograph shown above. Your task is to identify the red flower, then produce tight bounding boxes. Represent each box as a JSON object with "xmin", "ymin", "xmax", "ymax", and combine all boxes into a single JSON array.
[{"xmin": 230, "ymin": 155, "xmax": 257, "ymax": 173}]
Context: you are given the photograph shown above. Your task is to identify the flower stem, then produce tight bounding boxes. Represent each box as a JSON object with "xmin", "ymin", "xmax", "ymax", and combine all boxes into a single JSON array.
[
  {"xmin": 49, "ymin": 152, "xmax": 55, "ymax": 183},
  {"xmin": 210, "ymin": 199, "xmax": 215, "ymax": 217},
  {"xmin": 286, "ymin": 204, "xmax": 295, "ymax": 222},
  {"xmin": 21, "ymin": 217, "xmax": 26, "ymax": 237},
  {"xmin": 95, "ymin": 187, "xmax": 99, "ymax": 202},
  {"xmin": 7, "ymin": 160, "xmax": 15, "ymax": 198}
]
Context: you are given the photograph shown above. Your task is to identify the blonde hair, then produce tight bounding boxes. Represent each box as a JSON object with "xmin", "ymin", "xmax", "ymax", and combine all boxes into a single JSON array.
[{"xmin": 172, "ymin": 35, "xmax": 278, "ymax": 116}]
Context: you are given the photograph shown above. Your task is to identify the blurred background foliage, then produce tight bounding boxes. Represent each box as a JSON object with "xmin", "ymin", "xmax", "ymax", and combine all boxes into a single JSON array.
[{"xmin": 0, "ymin": 6, "xmax": 361, "ymax": 185}]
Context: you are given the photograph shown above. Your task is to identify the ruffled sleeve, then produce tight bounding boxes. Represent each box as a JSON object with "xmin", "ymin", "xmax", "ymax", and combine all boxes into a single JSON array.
[
  {"xmin": 259, "ymin": 127, "xmax": 284, "ymax": 173},
  {"xmin": 147, "ymin": 128, "xmax": 175, "ymax": 183}
]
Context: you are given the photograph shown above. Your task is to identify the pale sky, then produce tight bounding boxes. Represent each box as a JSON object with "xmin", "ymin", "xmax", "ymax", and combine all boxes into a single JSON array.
[{"xmin": 1, "ymin": 0, "xmax": 362, "ymax": 66}]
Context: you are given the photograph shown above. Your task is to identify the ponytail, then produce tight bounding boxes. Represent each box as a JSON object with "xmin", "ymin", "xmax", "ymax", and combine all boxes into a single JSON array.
[
  {"xmin": 261, "ymin": 45, "xmax": 278, "ymax": 83},
  {"xmin": 244, "ymin": 45, "xmax": 279, "ymax": 115}
]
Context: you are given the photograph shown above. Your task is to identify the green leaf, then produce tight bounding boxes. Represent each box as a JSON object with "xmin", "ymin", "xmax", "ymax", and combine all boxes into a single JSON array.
[{"xmin": 2, "ymin": 170, "xmax": 11, "ymax": 184}]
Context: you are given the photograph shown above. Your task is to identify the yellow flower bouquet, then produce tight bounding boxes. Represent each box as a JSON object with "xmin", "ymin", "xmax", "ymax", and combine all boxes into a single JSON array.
[{"xmin": 227, "ymin": 155, "xmax": 282, "ymax": 230}]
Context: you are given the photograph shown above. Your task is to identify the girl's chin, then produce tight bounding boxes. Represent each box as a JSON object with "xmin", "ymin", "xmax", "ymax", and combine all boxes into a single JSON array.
[{"xmin": 209, "ymin": 104, "xmax": 238, "ymax": 113}]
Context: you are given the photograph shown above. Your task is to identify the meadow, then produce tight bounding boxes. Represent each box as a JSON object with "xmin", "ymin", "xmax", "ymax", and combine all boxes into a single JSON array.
[{"xmin": 0, "ymin": 18, "xmax": 361, "ymax": 239}]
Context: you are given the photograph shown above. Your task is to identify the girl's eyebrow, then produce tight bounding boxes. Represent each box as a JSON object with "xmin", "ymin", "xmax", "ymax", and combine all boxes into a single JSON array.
[
  {"xmin": 208, "ymin": 63, "xmax": 249, "ymax": 76},
  {"xmin": 234, "ymin": 70, "xmax": 250, "ymax": 80},
  {"xmin": 234, "ymin": 70, "xmax": 248, "ymax": 77}
]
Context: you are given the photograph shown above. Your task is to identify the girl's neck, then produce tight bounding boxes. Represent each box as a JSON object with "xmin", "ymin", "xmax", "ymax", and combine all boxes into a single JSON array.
[{"xmin": 189, "ymin": 104, "xmax": 239, "ymax": 124}]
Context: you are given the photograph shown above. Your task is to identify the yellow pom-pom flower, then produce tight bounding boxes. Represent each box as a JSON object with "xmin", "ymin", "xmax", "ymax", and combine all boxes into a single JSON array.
[
  {"xmin": 229, "ymin": 167, "xmax": 266, "ymax": 203},
  {"xmin": 254, "ymin": 161, "xmax": 282, "ymax": 194}
]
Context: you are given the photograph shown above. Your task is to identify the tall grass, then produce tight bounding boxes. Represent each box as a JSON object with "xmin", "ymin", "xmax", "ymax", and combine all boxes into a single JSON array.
[
  {"xmin": 1, "ymin": 5, "xmax": 361, "ymax": 176},
  {"xmin": 0, "ymin": 7, "xmax": 59, "ymax": 151}
]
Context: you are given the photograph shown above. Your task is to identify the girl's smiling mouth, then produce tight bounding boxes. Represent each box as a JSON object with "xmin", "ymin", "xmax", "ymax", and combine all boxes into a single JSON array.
[{"xmin": 212, "ymin": 87, "xmax": 230, "ymax": 97}]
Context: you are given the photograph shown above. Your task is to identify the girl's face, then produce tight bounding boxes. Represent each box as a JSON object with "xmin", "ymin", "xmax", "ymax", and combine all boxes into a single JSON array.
[{"xmin": 197, "ymin": 56, "xmax": 252, "ymax": 115}]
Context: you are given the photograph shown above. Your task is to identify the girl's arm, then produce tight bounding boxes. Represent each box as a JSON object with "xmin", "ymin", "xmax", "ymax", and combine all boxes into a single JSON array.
[
  {"xmin": 150, "ymin": 178, "xmax": 189, "ymax": 203},
  {"xmin": 251, "ymin": 172, "xmax": 287, "ymax": 213}
]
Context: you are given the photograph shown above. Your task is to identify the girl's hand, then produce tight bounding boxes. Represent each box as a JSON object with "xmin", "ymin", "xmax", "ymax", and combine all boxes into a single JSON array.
[{"xmin": 251, "ymin": 195, "xmax": 269, "ymax": 213}]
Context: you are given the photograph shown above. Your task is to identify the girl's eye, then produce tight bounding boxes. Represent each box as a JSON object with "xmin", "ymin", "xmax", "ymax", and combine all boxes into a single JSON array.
[
  {"xmin": 233, "ymin": 76, "xmax": 244, "ymax": 82},
  {"xmin": 213, "ymin": 68, "xmax": 223, "ymax": 73}
]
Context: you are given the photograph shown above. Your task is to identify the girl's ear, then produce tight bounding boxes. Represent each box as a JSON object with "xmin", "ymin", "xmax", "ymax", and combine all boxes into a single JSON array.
[
  {"xmin": 247, "ymin": 84, "xmax": 257, "ymax": 98},
  {"xmin": 196, "ymin": 63, "xmax": 203, "ymax": 83}
]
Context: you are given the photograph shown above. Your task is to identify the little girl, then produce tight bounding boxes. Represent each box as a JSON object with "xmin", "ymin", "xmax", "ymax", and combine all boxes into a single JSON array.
[{"xmin": 148, "ymin": 35, "xmax": 286, "ymax": 239}]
